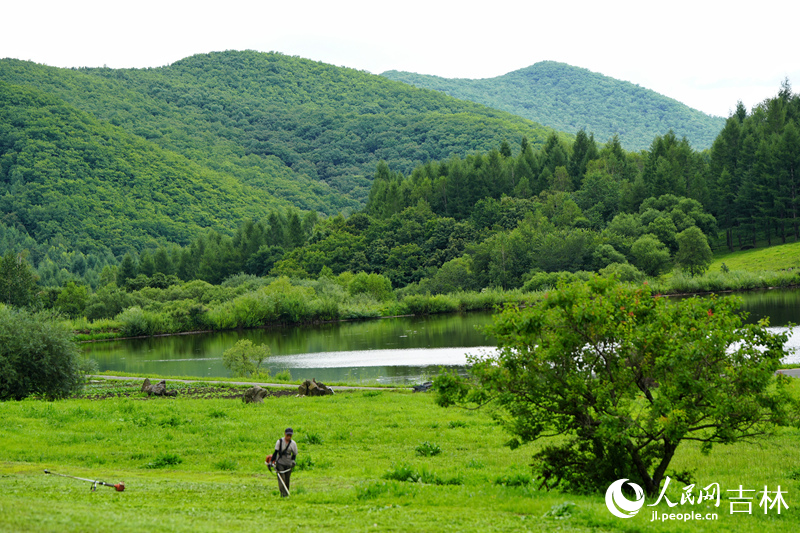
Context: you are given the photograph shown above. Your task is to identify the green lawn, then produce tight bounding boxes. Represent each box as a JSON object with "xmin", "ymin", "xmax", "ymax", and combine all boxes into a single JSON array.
[
  {"xmin": 710, "ymin": 241, "xmax": 800, "ymax": 273},
  {"xmin": 1, "ymin": 381, "xmax": 799, "ymax": 532}
]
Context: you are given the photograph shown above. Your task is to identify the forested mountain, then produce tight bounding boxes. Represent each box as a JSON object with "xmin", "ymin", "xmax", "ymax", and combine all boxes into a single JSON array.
[
  {"xmin": 0, "ymin": 51, "xmax": 560, "ymax": 209},
  {"xmin": 382, "ymin": 61, "xmax": 726, "ymax": 151},
  {"xmin": 0, "ymin": 81, "xmax": 295, "ymax": 254},
  {"xmin": 2, "ymin": 47, "xmax": 797, "ymax": 308}
]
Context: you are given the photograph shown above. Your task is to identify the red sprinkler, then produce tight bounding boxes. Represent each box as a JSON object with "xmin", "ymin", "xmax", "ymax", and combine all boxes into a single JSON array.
[{"xmin": 44, "ymin": 469, "xmax": 125, "ymax": 492}]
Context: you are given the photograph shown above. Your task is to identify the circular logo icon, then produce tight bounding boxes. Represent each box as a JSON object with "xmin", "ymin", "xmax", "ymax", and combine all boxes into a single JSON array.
[{"xmin": 605, "ymin": 478, "xmax": 645, "ymax": 519}]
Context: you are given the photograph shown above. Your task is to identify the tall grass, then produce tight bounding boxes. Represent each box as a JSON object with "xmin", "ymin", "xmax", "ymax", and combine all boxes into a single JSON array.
[{"xmin": 654, "ymin": 269, "xmax": 800, "ymax": 294}]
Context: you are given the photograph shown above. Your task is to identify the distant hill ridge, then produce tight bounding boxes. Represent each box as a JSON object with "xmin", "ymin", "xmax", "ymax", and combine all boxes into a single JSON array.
[
  {"xmin": 0, "ymin": 51, "xmax": 561, "ymax": 210},
  {"xmin": 382, "ymin": 61, "xmax": 726, "ymax": 151},
  {"xmin": 0, "ymin": 50, "xmax": 562, "ymax": 254}
]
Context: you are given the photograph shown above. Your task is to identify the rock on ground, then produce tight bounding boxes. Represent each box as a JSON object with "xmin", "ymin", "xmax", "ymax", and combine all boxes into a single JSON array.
[
  {"xmin": 243, "ymin": 385, "xmax": 270, "ymax": 403},
  {"xmin": 297, "ymin": 379, "xmax": 334, "ymax": 396},
  {"xmin": 141, "ymin": 378, "xmax": 178, "ymax": 397}
]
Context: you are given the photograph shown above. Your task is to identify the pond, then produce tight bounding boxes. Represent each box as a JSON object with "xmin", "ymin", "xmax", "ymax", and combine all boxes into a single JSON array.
[
  {"xmin": 82, "ymin": 289, "xmax": 800, "ymax": 384},
  {"xmin": 82, "ymin": 311, "xmax": 498, "ymax": 384}
]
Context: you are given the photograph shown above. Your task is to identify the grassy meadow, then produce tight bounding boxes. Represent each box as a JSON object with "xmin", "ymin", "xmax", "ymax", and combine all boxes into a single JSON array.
[
  {"xmin": 1, "ymin": 380, "xmax": 799, "ymax": 532},
  {"xmin": 709, "ymin": 240, "xmax": 800, "ymax": 274}
]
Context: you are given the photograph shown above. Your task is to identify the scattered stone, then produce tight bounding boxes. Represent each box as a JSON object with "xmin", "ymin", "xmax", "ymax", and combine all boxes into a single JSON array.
[
  {"xmin": 243, "ymin": 385, "xmax": 269, "ymax": 403},
  {"xmin": 412, "ymin": 381, "xmax": 433, "ymax": 393},
  {"xmin": 298, "ymin": 378, "xmax": 334, "ymax": 396},
  {"xmin": 141, "ymin": 378, "xmax": 178, "ymax": 397}
]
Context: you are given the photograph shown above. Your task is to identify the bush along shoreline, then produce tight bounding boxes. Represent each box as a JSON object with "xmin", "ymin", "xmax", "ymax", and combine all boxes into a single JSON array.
[
  {"xmin": 60, "ymin": 266, "xmax": 800, "ymax": 343},
  {"xmin": 65, "ymin": 274, "xmax": 535, "ymax": 342}
]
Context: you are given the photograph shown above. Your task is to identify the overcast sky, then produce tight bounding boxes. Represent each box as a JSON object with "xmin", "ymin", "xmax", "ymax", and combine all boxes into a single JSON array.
[{"xmin": 3, "ymin": 0, "xmax": 798, "ymax": 118}]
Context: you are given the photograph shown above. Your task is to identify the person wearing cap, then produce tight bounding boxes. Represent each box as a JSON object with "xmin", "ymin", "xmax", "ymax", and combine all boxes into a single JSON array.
[{"xmin": 265, "ymin": 428, "xmax": 297, "ymax": 497}]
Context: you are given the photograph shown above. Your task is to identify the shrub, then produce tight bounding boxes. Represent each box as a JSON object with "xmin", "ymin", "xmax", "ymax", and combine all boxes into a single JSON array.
[
  {"xmin": 117, "ymin": 306, "xmax": 149, "ymax": 337},
  {"xmin": 0, "ymin": 306, "xmax": 82, "ymax": 400},
  {"xmin": 400, "ymin": 294, "xmax": 458, "ymax": 315},
  {"xmin": 598, "ymin": 262, "xmax": 645, "ymax": 283},
  {"xmin": 309, "ymin": 296, "xmax": 340, "ymax": 321},
  {"xmin": 348, "ymin": 272, "xmax": 394, "ymax": 302},
  {"xmin": 522, "ymin": 271, "xmax": 592, "ymax": 292},
  {"xmin": 273, "ymin": 369, "xmax": 293, "ymax": 382},
  {"xmin": 222, "ymin": 340, "xmax": 270, "ymax": 377},
  {"xmin": 340, "ymin": 293, "xmax": 383, "ymax": 319}
]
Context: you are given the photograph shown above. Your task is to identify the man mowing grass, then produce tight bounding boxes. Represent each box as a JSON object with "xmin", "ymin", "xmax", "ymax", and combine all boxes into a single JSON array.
[{"xmin": 266, "ymin": 428, "xmax": 297, "ymax": 497}]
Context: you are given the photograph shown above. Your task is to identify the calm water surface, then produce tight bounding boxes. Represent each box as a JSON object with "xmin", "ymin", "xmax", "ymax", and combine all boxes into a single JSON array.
[
  {"xmin": 82, "ymin": 312, "xmax": 497, "ymax": 384},
  {"xmin": 82, "ymin": 289, "xmax": 800, "ymax": 383}
]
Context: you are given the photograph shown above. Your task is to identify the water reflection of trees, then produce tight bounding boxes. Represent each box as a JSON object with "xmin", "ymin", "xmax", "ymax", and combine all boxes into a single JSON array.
[
  {"xmin": 82, "ymin": 312, "xmax": 495, "ymax": 377},
  {"xmin": 263, "ymin": 365, "xmax": 466, "ymax": 385},
  {"xmin": 83, "ymin": 292, "xmax": 800, "ymax": 379},
  {"xmin": 238, "ymin": 312, "xmax": 495, "ymax": 355},
  {"xmin": 671, "ymin": 288, "xmax": 800, "ymax": 326},
  {"xmin": 709, "ymin": 288, "xmax": 800, "ymax": 326}
]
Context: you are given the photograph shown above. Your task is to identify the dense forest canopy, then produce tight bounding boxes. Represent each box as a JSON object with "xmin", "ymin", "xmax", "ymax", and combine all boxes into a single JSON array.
[
  {"xmin": 382, "ymin": 61, "xmax": 726, "ymax": 151},
  {"xmin": 0, "ymin": 81, "xmax": 292, "ymax": 254},
  {"xmin": 0, "ymin": 48, "xmax": 797, "ymax": 318},
  {"xmin": 0, "ymin": 51, "xmax": 561, "ymax": 208}
]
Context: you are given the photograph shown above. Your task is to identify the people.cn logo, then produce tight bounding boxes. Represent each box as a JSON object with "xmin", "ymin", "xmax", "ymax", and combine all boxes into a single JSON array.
[{"xmin": 605, "ymin": 479, "xmax": 645, "ymax": 518}]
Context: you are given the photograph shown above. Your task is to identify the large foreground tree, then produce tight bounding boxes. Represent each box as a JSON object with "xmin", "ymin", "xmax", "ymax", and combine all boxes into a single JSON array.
[{"xmin": 435, "ymin": 276, "xmax": 795, "ymax": 495}]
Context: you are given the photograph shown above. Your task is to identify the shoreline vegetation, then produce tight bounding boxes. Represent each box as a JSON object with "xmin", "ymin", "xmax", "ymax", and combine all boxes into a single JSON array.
[{"xmin": 67, "ymin": 261, "xmax": 800, "ymax": 344}]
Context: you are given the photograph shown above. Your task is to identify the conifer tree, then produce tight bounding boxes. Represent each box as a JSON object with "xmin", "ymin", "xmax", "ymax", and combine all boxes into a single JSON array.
[
  {"xmin": 116, "ymin": 253, "xmax": 138, "ymax": 287},
  {"xmin": 0, "ymin": 251, "xmax": 39, "ymax": 308}
]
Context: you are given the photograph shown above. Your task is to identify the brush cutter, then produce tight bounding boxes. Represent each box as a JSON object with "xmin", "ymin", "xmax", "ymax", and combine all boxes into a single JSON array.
[
  {"xmin": 44, "ymin": 469, "xmax": 125, "ymax": 492},
  {"xmin": 265, "ymin": 460, "xmax": 292, "ymax": 497}
]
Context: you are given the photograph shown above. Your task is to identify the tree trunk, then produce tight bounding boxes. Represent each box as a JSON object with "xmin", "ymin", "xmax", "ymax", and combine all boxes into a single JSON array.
[
  {"xmin": 650, "ymin": 440, "xmax": 678, "ymax": 498},
  {"xmin": 792, "ymin": 167, "xmax": 799, "ymax": 240},
  {"xmin": 766, "ymin": 220, "xmax": 772, "ymax": 246},
  {"xmin": 625, "ymin": 441, "xmax": 656, "ymax": 496}
]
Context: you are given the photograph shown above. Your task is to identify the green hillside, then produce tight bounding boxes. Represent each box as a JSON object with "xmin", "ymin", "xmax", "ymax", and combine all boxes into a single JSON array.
[
  {"xmin": 382, "ymin": 61, "xmax": 726, "ymax": 151},
  {"xmin": 709, "ymin": 241, "xmax": 800, "ymax": 273},
  {"xmin": 0, "ymin": 81, "xmax": 290, "ymax": 254},
  {"xmin": 0, "ymin": 51, "xmax": 561, "ymax": 210}
]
